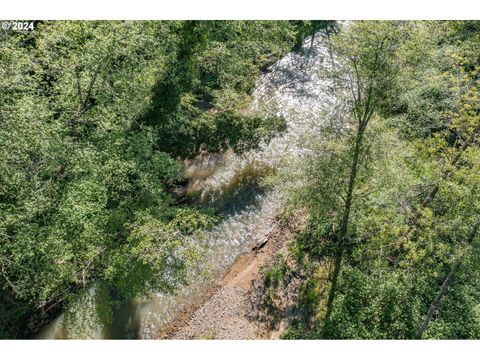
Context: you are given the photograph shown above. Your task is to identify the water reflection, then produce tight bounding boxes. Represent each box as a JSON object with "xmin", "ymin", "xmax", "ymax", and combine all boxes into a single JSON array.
[{"xmin": 37, "ymin": 31, "xmax": 339, "ymax": 339}]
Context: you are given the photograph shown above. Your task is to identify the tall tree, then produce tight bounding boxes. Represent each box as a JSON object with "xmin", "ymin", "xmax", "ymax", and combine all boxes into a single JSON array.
[{"xmin": 322, "ymin": 21, "xmax": 406, "ymax": 333}]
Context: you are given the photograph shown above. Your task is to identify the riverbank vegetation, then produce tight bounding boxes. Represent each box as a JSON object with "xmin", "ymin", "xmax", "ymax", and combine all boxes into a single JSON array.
[
  {"xmin": 0, "ymin": 20, "xmax": 328, "ymax": 338},
  {"xmin": 1, "ymin": 20, "xmax": 479, "ymax": 340},
  {"xmin": 271, "ymin": 20, "xmax": 480, "ymax": 339}
]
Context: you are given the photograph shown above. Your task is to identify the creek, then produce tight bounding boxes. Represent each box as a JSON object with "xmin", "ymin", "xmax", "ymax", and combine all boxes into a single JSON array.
[{"xmin": 36, "ymin": 32, "xmax": 338, "ymax": 339}]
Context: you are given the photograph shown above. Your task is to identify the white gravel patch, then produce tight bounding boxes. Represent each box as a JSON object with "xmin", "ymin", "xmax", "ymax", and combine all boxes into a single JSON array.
[{"xmin": 172, "ymin": 286, "xmax": 255, "ymax": 340}]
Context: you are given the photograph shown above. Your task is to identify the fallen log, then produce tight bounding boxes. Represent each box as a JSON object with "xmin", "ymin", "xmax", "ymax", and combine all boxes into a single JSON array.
[
  {"xmin": 252, "ymin": 238, "xmax": 268, "ymax": 252},
  {"xmin": 251, "ymin": 224, "xmax": 277, "ymax": 252}
]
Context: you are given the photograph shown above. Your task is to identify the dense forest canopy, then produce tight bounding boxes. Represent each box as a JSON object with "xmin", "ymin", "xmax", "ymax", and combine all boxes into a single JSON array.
[{"xmin": 1, "ymin": 20, "xmax": 479, "ymax": 340}]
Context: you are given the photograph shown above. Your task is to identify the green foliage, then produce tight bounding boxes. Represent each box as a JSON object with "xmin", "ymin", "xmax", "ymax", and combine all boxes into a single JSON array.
[
  {"xmin": 263, "ymin": 256, "xmax": 289, "ymax": 289},
  {"xmin": 291, "ymin": 21, "xmax": 338, "ymax": 50},
  {"xmin": 2, "ymin": 19, "xmax": 478, "ymax": 340},
  {"xmin": 104, "ymin": 214, "xmax": 203, "ymax": 298},
  {"xmin": 424, "ymin": 268, "xmax": 480, "ymax": 339},
  {"xmin": 143, "ymin": 20, "xmax": 297, "ymax": 157},
  {"xmin": 0, "ymin": 20, "xmax": 303, "ymax": 338},
  {"xmin": 280, "ymin": 20, "xmax": 480, "ymax": 340},
  {"xmin": 322, "ymin": 267, "xmax": 423, "ymax": 339}
]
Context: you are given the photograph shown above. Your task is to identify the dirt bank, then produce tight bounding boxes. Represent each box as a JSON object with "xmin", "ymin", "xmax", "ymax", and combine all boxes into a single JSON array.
[{"xmin": 157, "ymin": 219, "xmax": 297, "ymax": 339}]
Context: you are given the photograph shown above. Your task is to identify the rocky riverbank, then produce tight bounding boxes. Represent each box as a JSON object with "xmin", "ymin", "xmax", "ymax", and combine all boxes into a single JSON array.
[{"xmin": 157, "ymin": 217, "xmax": 299, "ymax": 340}]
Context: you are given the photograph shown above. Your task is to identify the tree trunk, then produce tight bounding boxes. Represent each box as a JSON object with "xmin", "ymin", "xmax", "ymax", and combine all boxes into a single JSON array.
[
  {"xmin": 397, "ymin": 126, "xmax": 480, "ymax": 257},
  {"xmin": 416, "ymin": 222, "xmax": 479, "ymax": 338},
  {"xmin": 323, "ymin": 124, "xmax": 365, "ymax": 335},
  {"xmin": 416, "ymin": 262, "xmax": 459, "ymax": 339}
]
